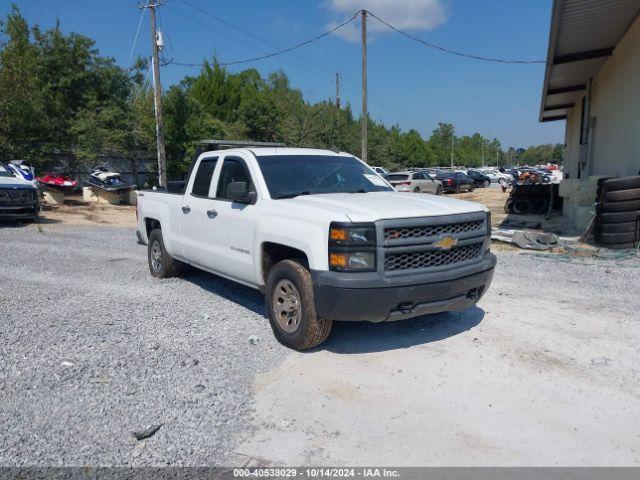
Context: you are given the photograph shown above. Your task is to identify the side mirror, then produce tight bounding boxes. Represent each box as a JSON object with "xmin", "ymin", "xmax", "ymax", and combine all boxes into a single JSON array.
[{"xmin": 227, "ymin": 181, "xmax": 256, "ymax": 204}]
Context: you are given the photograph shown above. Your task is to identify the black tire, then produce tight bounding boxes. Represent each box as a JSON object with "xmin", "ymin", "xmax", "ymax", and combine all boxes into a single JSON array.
[
  {"xmin": 436, "ymin": 185, "xmax": 443, "ymax": 195},
  {"xmin": 265, "ymin": 260, "xmax": 332, "ymax": 350},
  {"xmin": 598, "ymin": 232, "xmax": 640, "ymax": 244},
  {"xmin": 603, "ymin": 176, "xmax": 640, "ymax": 192},
  {"xmin": 600, "ymin": 199, "xmax": 640, "ymax": 213},
  {"xmin": 148, "ymin": 229, "xmax": 182, "ymax": 278},
  {"xmin": 512, "ymin": 197, "xmax": 532, "ymax": 214},
  {"xmin": 531, "ymin": 197, "xmax": 550, "ymax": 214},
  {"xmin": 482, "ymin": 180, "xmax": 490, "ymax": 188},
  {"xmin": 469, "ymin": 185, "xmax": 475, "ymax": 192},
  {"xmin": 599, "ymin": 210, "xmax": 640, "ymax": 224},
  {"xmin": 601, "ymin": 242, "xmax": 638, "ymax": 250},
  {"xmin": 604, "ymin": 188, "xmax": 640, "ymax": 202},
  {"xmin": 504, "ymin": 200, "xmax": 514, "ymax": 214},
  {"xmin": 413, "ymin": 186, "xmax": 421, "ymax": 193},
  {"xmin": 597, "ymin": 177, "xmax": 614, "ymax": 188},
  {"xmin": 599, "ymin": 221, "xmax": 640, "ymax": 234}
]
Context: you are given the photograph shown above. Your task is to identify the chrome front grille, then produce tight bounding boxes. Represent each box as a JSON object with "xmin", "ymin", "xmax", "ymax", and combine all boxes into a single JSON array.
[
  {"xmin": 385, "ymin": 243, "xmax": 483, "ymax": 271},
  {"xmin": 380, "ymin": 213, "xmax": 487, "ymax": 273},
  {"xmin": 384, "ymin": 220, "xmax": 484, "ymax": 242}
]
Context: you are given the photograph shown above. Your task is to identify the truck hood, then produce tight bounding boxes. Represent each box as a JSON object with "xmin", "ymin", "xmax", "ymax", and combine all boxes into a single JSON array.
[
  {"xmin": 283, "ymin": 191, "xmax": 487, "ymax": 222},
  {"xmin": 0, "ymin": 175, "xmax": 36, "ymax": 189}
]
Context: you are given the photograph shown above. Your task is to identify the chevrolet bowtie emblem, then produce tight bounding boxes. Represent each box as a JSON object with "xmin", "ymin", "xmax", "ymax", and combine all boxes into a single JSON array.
[{"xmin": 434, "ymin": 236, "xmax": 458, "ymax": 250}]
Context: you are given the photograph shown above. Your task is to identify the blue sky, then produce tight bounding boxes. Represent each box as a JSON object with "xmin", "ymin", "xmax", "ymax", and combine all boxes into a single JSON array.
[{"xmin": 5, "ymin": 0, "xmax": 564, "ymax": 148}]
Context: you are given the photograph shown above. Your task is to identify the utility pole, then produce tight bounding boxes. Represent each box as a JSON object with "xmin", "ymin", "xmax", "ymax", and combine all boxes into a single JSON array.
[
  {"xmin": 450, "ymin": 129, "xmax": 454, "ymax": 170},
  {"xmin": 361, "ymin": 10, "xmax": 368, "ymax": 164},
  {"xmin": 143, "ymin": 1, "xmax": 167, "ymax": 188},
  {"xmin": 335, "ymin": 72, "xmax": 341, "ymax": 110}
]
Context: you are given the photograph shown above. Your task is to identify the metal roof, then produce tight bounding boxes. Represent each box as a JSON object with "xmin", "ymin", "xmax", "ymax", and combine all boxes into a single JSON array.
[{"xmin": 539, "ymin": 0, "xmax": 640, "ymax": 122}]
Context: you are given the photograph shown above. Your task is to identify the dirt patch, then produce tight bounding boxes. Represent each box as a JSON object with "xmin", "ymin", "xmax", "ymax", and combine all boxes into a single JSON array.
[
  {"xmin": 40, "ymin": 200, "xmax": 137, "ymax": 229},
  {"xmin": 450, "ymin": 187, "xmax": 511, "ymax": 227}
]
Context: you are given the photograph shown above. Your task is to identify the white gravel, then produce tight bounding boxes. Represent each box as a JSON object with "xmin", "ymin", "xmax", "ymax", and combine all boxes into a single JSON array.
[
  {"xmin": 0, "ymin": 224, "xmax": 284, "ymax": 466},
  {"xmin": 1, "ymin": 223, "xmax": 639, "ymax": 466}
]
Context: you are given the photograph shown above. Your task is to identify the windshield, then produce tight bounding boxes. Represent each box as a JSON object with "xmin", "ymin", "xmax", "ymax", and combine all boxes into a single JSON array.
[
  {"xmin": 256, "ymin": 155, "xmax": 393, "ymax": 199},
  {"xmin": 0, "ymin": 162, "xmax": 13, "ymax": 177},
  {"xmin": 386, "ymin": 174, "xmax": 409, "ymax": 182}
]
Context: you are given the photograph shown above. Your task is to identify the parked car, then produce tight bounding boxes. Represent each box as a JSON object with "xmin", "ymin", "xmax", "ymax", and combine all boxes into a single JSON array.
[
  {"xmin": 385, "ymin": 171, "xmax": 442, "ymax": 194},
  {"xmin": 371, "ymin": 166, "xmax": 389, "ymax": 177},
  {"xmin": 0, "ymin": 161, "xmax": 40, "ymax": 220},
  {"xmin": 478, "ymin": 169, "xmax": 512, "ymax": 185},
  {"xmin": 466, "ymin": 170, "xmax": 492, "ymax": 188},
  {"xmin": 137, "ymin": 145, "xmax": 496, "ymax": 350},
  {"xmin": 435, "ymin": 171, "xmax": 475, "ymax": 193}
]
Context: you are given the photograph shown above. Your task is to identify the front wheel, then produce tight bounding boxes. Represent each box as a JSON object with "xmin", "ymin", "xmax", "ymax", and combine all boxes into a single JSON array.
[
  {"xmin": 265, "ymin": 260, "xmax": 332, "ymax": 350},
  {"xmin": 436, "ymin": 186, "xmax": 443, "ymax": 195},
  {"xmin": 483, "ymin": 180, "xmax": 490, "ymax": 188}
]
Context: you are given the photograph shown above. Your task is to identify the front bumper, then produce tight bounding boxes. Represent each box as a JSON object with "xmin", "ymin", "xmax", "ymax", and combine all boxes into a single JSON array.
[{"xmin": 312, "ymin": 252, "xmax": 496, "ymax": 322}]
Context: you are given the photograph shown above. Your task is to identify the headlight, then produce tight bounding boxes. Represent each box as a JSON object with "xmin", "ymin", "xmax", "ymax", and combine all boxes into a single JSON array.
[
  {"xmin": 329, "ymin": 251, "xmax": 376, "ymax": 271},
  {"xmin": 329, "ymin": 224, "xmax": 375, "ymax": 246},
  {"xmin": 329, "ymin": 223, "xmax": 376, "ymax": 271}
]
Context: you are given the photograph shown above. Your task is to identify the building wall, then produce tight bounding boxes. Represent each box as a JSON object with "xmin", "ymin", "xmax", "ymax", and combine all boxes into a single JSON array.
[
  {"xmin": 590, "ymin": 13, "xmax": 640, "ymax": 177},
  {"xmin": 559, "ymin": 13, "xmax": 640, "ymax": 229},
  {"xmin": 563, "ymin": 14, "xmax": 640, "ymax": 179}
]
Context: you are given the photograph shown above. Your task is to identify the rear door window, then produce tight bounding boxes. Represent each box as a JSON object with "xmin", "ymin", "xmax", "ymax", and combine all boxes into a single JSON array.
[{"xmin": 191, "ymin": 158, "xmax": 218, "ymax": 197}]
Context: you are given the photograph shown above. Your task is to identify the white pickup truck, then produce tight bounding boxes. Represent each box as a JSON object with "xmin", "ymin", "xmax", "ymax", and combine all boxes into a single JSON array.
[{"xmin": 137, "ymin": 144, "xmax": 496, "ymax": 349}]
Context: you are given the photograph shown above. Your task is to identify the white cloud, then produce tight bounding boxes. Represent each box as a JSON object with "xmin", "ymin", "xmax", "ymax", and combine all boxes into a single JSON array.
[{"xmin": 325, "ymin": 0, "xmax": 448, "ymax": 42}]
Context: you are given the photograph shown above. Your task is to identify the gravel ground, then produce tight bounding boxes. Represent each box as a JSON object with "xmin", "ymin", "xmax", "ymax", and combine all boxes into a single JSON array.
[
  {"xmin": 0, "ymin": 223, "xmax": 284, "ymax": 466},
  {"xmin": 1, "ymin": 222, "xmax": 639, "ymax": 466}
]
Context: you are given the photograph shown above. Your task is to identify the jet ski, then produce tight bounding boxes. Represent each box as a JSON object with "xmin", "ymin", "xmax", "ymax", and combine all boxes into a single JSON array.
[
  {"xmin": 84, "ymin": 165, "xmax": 135, "ymax": 192},
  {"xmin": 36, "ymin": 168, "xmax": 78, "ymax": 192},
  {"xmin": 6, "ymin": 160, "xmax": 36, "ymax": 184}
]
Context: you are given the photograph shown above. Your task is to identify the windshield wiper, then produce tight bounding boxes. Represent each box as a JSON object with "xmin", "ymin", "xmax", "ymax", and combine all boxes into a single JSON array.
[{"xmin": 274, "ymin": 191, "xmax": 311, "ymax": 199}]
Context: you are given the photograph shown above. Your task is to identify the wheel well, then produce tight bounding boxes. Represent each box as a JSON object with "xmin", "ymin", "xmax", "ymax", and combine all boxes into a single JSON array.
[
  {"xmin": 262, "ymin": 242, "xmax": 309, "ymax": 281},
  {"xmin": 145, "ymin": 218, "xmax": 161, "ymax": 236}
]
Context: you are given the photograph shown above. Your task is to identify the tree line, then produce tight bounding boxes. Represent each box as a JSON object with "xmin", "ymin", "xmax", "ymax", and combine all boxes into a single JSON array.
[{"xmin": 0, "ymin": 5, "xmax": 563, "ymax": 179}]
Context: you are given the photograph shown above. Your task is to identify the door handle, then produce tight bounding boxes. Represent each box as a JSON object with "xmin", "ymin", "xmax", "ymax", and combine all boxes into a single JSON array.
[
  {"xmin": 182, "ymin": 206, "xmax": 191, "ymax": 214},
  {"xmin": 206, "ymin": 209, "xmax": 217, "ymax": 219}
]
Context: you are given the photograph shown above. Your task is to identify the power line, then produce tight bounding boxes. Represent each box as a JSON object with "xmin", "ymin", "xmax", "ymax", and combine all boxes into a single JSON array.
[
  {"xmin": 129, "ymin": 7, "xmax": 146, "ymax": 59},
  {"xmin": 169, "ymin": 8, "xmax": 359, "ymax": 67},
  {"xmin": 366, "ymin": 10, "xmax": 545, "ymax": 64}
]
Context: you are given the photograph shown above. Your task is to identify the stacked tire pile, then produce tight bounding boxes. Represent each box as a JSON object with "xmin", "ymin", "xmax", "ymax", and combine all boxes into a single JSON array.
[{"xmin": 595, "ymin": 176, "xmax": 640, "ymax": 250}]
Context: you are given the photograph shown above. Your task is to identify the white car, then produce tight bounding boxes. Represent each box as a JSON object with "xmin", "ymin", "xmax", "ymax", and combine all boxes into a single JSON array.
[
  {"xmin": 385, "ymin": 171, "xmax": 443, "ymax": 195},
  {"xmin": 482, "ymin": 169, "xmax": 512, "ymax": 185},
  {"xmin": 137, "ymin": 145, "xmax": 496, "ymax": 350}
]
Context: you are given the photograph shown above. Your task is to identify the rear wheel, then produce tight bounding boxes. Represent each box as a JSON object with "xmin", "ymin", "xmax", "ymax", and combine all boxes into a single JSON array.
[
  {"xmin": 482, "ymin": 180, "xmax": 490, "ymax": 188},
  {"xmin": 436, "ymin": 185, "xmax": 443, "ymax": 195},
  {"xmin": 265, "ymin": 260, "xmax": 332, "ymax": 350},
  {"xmin": 413, "ymin": 186, "xmax": 421, "ymax": 193},
  {"xmin": 148, "ymin": 229, "xmax": 182, "ymax": 278}
]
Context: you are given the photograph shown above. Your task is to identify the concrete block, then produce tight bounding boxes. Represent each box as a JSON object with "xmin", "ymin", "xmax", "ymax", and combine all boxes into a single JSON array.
[
  {"xmin": 83, "ymin": 186, "xmax": 126, "ymax": 205},
  {"xmin": 572, "ymin": 205, "xmax": 596, "ymax": 232},
  {"xmin": 43, "ymin": 189, "xmax": 65, "ymax": 205}
]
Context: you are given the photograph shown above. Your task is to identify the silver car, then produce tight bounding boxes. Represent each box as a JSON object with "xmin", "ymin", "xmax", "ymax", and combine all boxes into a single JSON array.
[{"xmin": 386, "ymin": 171, "xmax": 443, "ymax": 195}]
